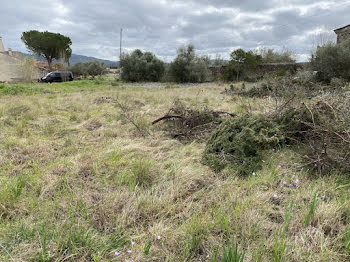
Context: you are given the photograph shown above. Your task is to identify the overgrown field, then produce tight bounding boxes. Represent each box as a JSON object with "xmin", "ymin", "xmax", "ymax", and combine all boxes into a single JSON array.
[{"xmin": 0, "ymin": 78, "xmax": 349, "ymax": 261}]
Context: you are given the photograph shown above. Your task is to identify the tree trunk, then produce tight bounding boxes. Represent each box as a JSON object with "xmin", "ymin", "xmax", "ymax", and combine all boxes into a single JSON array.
[{"xmin": 47, "ymin": 57, "xmax": 53, "ymax": 71}]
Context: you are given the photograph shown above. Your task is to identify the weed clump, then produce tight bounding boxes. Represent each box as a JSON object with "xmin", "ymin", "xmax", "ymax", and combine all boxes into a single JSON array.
[{"xmin": 203, "ymin": 115, "xmax": 284, "ymax": 175}]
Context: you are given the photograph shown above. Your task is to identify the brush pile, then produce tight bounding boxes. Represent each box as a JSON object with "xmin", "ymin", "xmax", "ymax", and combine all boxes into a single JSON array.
[
  {"xmin": 225, "ymin": 76, "xmax": 332, "ymax": 99},
  {"xmin": 203, "ymin": 93, "xmax": 350, "ymax": 175},
  {"xmin": 152, "ymin": 99, "xmax": 235, "ymax": 140},
  {"xmin": 280, "ymin": 94, "xmax": 350, "ymax": 174}
]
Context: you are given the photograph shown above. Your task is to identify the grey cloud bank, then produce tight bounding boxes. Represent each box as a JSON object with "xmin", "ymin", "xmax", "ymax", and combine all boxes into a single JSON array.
[{"xmin": 0, "ymin": 0, "xmax": 349, "ymax": 62}]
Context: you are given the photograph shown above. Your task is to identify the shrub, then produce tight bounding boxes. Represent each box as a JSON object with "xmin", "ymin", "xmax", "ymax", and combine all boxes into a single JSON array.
[
  {"xmin": 257, "ymin": 48, "xmax": 296, "ymax": 63},
  {"xmin": 330, "ymin": 77, "xmax": 347, "ymax": 88},
  {"xmin": 21, "ymin": 57, "xmax": 37, "ymax": 81},
  {"xmin": 202, "ymin": 115, "xmax": 284, "ymax": 175},
  {"xmin": 276, "ymin": 69, "xmax": 287, "ymax": 77},
  {"xmin": 294, "ymin": 70, "xmax": 317, "ymax": 84},
  {"xmin": 120, "ymin": 49, "xmax": 165, "ymax": 82},
  {"xmin": 85, "ymin": 60, "xmax": 107, "ymax": 77},
  {"xmin": 224, "ymin": 49, "xmax": 261, "ymax": 81},
  {"xmin": 311, "ymin": 39, "xmax": 350, "ymax": 81},
  {"xmin": 167, "ymin": 45, "xmax": 210, "ymax": 83},
  {"xmin": 69, "ymin": 60, "xmax": 107, "ymax": 78},
  {"xmin": 69, "ymin": 62, "xmax": 85, "ymax": 76}
]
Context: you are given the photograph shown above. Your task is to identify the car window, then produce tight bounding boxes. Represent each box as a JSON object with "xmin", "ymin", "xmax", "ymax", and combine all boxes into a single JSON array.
[{"xmin": 54, "ymin": 73, "xmax": 60, "ymax": 77}]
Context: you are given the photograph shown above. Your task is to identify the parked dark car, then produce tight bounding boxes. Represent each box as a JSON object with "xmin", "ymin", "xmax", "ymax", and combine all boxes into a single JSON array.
[{"xmin": 40, "ymin": 71, "xmax": 73, "ymax": 83}]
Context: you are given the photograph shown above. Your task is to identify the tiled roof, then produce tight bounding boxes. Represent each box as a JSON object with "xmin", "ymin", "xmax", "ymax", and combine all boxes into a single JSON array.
[{"xmin": 334, "ymin": 24, "xmax": 350, "ymax": 32}]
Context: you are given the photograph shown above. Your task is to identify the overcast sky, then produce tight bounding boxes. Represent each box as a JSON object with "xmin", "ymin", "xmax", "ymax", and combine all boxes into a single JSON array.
[{"xmin": 1, "ymin": 0, "xmax": 349, "ymax": 62}]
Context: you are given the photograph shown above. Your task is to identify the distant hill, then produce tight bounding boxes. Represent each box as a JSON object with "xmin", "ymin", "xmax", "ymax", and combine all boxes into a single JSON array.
[{"xmin": 22, "ymin": 53, "xmax": 119, "ymax": 67}]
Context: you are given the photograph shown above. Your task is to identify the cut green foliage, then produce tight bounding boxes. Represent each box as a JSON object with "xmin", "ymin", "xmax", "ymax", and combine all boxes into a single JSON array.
[{"xmin": 203, "ymin": 115, "xmax": 284, "ymax": 175}]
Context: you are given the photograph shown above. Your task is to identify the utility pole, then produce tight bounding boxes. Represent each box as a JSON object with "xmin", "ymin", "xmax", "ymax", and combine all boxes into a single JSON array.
[{"xmin": 120, "ymin": 28, "xmax": 123, "ymax": 62}]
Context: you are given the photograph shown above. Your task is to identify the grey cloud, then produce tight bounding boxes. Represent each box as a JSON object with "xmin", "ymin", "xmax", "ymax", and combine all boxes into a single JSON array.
[{"xmin": 0, "ymin": 0, "xmax": 349, "ymax": 62}]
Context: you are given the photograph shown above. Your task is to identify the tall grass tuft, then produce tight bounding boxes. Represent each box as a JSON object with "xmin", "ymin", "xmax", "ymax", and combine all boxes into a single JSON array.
[
  {"xmin": 272, "ymin": 202, "xmax": 294, "ymax": 262},
  {"xmin": 211, "ymin": 241, "xmax": 245, "ymax": 262},
  {"xmin": 304, "ymin": 193, "xmax": 318, "ymax": 227},
  {"xmin": 184, "ymin": 215, "xmax": 209, "ymax": 259},
  {"xmin": 344, "ymin": 227, "xmax": 350, "ymax": 252},
  {"xmin": 130, "ymin": 158, "xmax": 154, "ymax": 188}
]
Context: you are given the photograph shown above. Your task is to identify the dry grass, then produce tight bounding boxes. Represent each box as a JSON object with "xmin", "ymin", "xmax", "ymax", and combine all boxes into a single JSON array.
[{"xmin": 0, "ymin": 79, "xmax": 349, "ymax": 261}]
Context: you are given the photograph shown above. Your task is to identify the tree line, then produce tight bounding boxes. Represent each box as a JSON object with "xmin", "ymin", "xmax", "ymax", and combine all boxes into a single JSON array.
[{"xmin": 21, "ymin": 30, "xmax": 350, "ymax": 83}]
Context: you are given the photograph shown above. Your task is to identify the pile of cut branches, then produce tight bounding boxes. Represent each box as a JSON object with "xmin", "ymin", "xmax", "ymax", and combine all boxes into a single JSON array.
[
  {"xmin": 152, "ymin": 99, "xmax": 235, "ymax": 140},
  {"xmin": 279, "ymin": 95, "xmax": 350, "ymax": 174},
  {"xmin": 202, "ymin": 93, "xmax": 350, "ymax": 176},
  {"xmin": 225, "ymin": 76, "xmax": 329, "ymax": 99}
]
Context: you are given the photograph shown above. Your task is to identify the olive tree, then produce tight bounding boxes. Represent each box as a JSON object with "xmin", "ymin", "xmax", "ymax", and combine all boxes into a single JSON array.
[
  {"xmin": 311, "ymin": 39, "xmax": 350, "ymax": 81},
  {"xmin": 120, "ymin": 50, "xmax": 165, "ymax": 82},
  {"xmin": 69, "ymin": 60, "xmax": 107, "ymax": 78},
  {"xmin": 224, "ymin": 49, "xmax": 261, "ymax": 81},
  {"xmin": 86, "ymin": 60, "xmax": 107, "ymax": 78},
  {"xmin": 167, "ymin": 45, "xmax": 210, "ymax": 83},
  {"xmin": 257, "ymin": 48, "xmax": 296, "ymax": 63}
]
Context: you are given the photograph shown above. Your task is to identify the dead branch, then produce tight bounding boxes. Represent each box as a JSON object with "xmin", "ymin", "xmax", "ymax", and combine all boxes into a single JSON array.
[
  {"xmin": 303, "ymin": 102, "xmax": 315, "ymax": 127},
  {"xmin": 114, "ymin": 97, "xmax": 151, "ymax": 136},
  {"xmin": 277, "ymin": 94, "xmax": 296, "ymax": 113},
  {"xmin": 151, "ymin": 111, "xmax": 235, "ymax": 125},
  {"xmin": 213, "ymin": 111, "xmax": 236, "ymax": 117}
]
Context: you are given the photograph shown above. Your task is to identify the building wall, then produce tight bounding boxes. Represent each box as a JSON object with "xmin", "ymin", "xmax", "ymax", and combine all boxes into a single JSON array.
[
  {"xmin": 0, "ymin": 53, "xmax": 43, "ymax": 82},
  {"xmin": 0, "ymin": 53, "xmax": 23, "ymax": 82},
  {"xmin": 335, "ymin": 27, "xmax": 350, "ymax": 44},
  {"xmin": 0, "ymin": 37, "xmax": 4, "ymax": 52}
]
